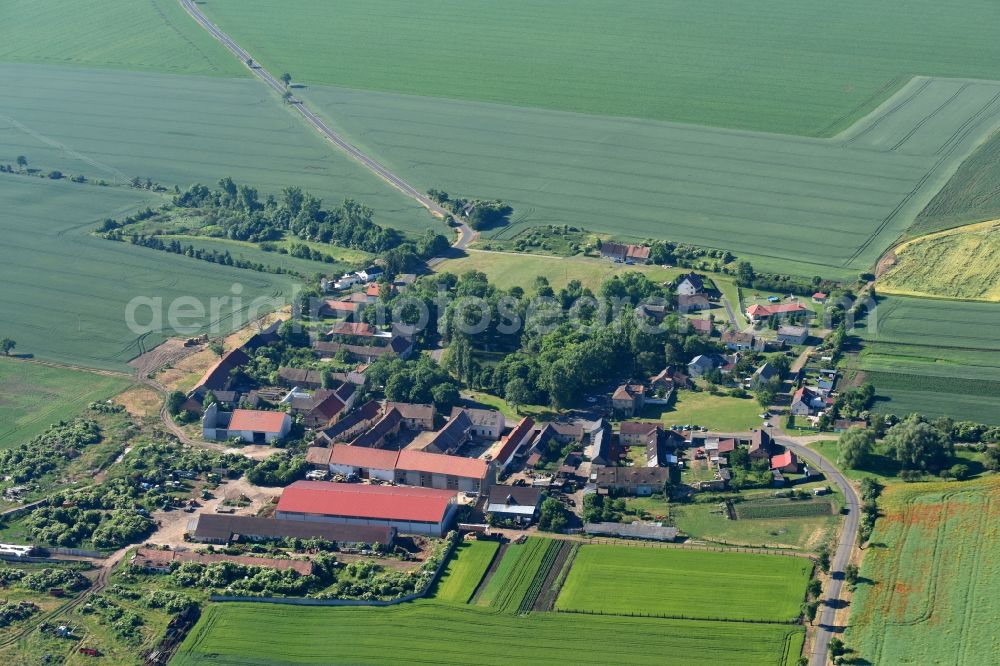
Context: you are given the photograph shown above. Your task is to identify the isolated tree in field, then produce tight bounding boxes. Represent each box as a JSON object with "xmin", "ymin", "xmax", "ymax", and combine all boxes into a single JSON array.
[
  {"xmin": 838, "ymin": 427, "xmax": 875, "ymax": 469},
  {"xmin": 504, "ymin": 377, "xmax": 530, "ymax": 414},
  {"xmin": 0, "ymin": 338, "xmax": 14, "ymax": 356},
  {"xmin": 15, "ymin": 156, "xmax": 27, "ymax": 171},
  {"xmin": 245, "ymin": 57, "xmax": 253, "ymax": 68},
  {"xmin": 884, "ymin": 414, "xmax": 953, "ymax": 472},
  {"xmin": 282, "ymin": 90, "xmax": 293, "ymax": 105},
  {"xmin": 280, "ymin": 72, "xmax": 292, "ymax": 88}
]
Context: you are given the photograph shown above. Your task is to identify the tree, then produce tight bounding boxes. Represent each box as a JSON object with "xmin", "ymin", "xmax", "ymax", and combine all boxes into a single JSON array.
[
  {"xmin": 828, "ymin": 637, "xmax": 846, "ymax": 658},
  {"xmin": 845, "ymin": 563, "xmax": 859, "ymax": 588},
  {"xmin": 838, "ymin": 427, "xmax": 875, "ymax": 469},
  {"xmin": 280, "ymin": 72, "xmax": 292, "ymax": 88},
  {"xmin": 504, "ymin": 377, "xmax": 531, "ymax": 414},
  {"xmin": 282, "ymin": 90, "xmax": 293, "ymax": 104},
  {"xmin": 0, "ymin": 338, "xmax": 14, "ymax": 356},
  {"xmin": 884, "ymin": 415, "xmax": 953, "ymax": 472},
  {"xmin": 537, "ymin": 497, "xmax": 569, "ymax": 532},
  {"xmin": 983, "ymin": 447, "xmax": 1000, "ymax": 472},
  {"xmin": 208, "ymin": 340, "xmax": 224, "ymax": 357},
  {"xmin": 755, "ymin": 384, "xmax": 776, "ymax": 408},
  {"xmin": 245, "ymin": 57, "xmax": 253, "ymax": 68},
  {"xmin": 16, "ymin": 155, "xmax": 27, "ymax": 171},
  {"xmin": 735, "ymin": 261, "xmax": 755, "ymax": 287},
  {"xmin": 165, "ymin": 391, "xmax": 187, "ymax": 416}
]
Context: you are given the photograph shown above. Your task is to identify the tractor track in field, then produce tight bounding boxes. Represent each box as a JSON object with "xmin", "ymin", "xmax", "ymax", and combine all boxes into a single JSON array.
[{"xmin": 177, "ymin": 0, "xmax": 475, "ymax": 253}]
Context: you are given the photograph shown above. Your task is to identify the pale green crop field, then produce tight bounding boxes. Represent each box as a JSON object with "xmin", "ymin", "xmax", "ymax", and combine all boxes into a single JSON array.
[
  {"xmin": 857, "ymin": 295, "xmax": 1000, "ymax": 422},
  {"xmin": 0, "ymin": 176, "xmax": 299, "ymax": 371},
  {"xmin": 172, "ymin": 601, "xmax": 805, "ymax": 666},
  {"xmin": 0, "ymin": 0, "xmax": 242, "ymax": 77},
  {"xmin": 0, "ymin": 358, "xmax": 132, "ymax": 449},
  {"xmin": 0, "ymin": 63, "xmax": 432, "ymax": 234},
  {"xmin": 556, "ymin": 546, "xmax": 811, "ymax": 623},
  {"xmin": 300, "ymin": 77, "xmax": 1000, "ymax": 277},
  {"xmin": 202, "ymin": 0, "xmax": 1000, "ymax": 135}
]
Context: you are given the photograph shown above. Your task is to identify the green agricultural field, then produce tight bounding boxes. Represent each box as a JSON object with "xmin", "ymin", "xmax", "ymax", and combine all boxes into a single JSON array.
[
  {"xmin": 0, "ymin": 176, "xmax": 299, "ymax": 370},
  {"xmin": 434, "ymin": 250, "xmax": 685, "ymax": 293},
  {"xmin": 0, "ymin": 0, "xmax": 242, "ymax": 77},
  {"xmin": 431, "ymin": 540, "xmax": 499, "ymax": 604},
  {"xmin": 639, "ymin": 392, "xmax": 762, "ymax": 432},
  {"xmin": 879, "ymin": 220, "xmax": 1000, "ymax": 300},
  {"xmin": 203, "ymin": 0, "xmax": 1000, "ymax": 136},
  {"xmin": 173, "ymin": 601, "xmax": 805, "ymax": 666},
  {"xmin": 300, "ymin": 77, "xmax": 1000, "ymax": 277},
  {"xmin": 475, "ymin": 537, "xmax": 555, "ymax": 613},
  {"xmin": 669, "ymin": 501, "xmax": 839, "ymax": 552},
  {"xmin": 856, "ymin": 295, "xmax": 1000, "ymax": 422},
  {"xmin": 556, "ymin": 546, "xmax": 811, "ymax": 622},
  {"xmin": 0, "ymin": 63, "xmax": 432, "ymax": 234},
  {"xmin": 734, "ymin": 498, "xmax": 833, "ymax": 520},
  {"xmin": 0, "ymin": 359, "xmax": 132, "ymax": 449},
  {"xmin": 847, "ymin": 476, "xmax": 1000, "ymax": 664},
  {"xmin": 914, "ymin": 129, "xmax": 1000, "ymax": 235}
]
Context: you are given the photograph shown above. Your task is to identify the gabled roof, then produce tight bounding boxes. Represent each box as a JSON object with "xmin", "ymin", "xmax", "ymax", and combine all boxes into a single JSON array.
[
  {"xmin": 307, "ymin": 391, "xmax": 346, "ymax": 423},
  {"xmin": 689, "ymin": 318, "xmax": 713, "ymax": 334},
  {"xmin": 453, "ymin": 406, "xmax": 502, "ymax": 428},
  {"xmin": 351, "ymin": 408, "xmax": 402, "ymax": 448},
  {"xmin": 717, "ymin": 438, "xmax": 737, "ymax": 454},
  {"xmin": 278, "ymin": 367, "xmax": 324, "ymax": 386},
  {"xmin": 195, "ymin": 348, "xmax": 250, "ymax": 392},
  {"xmin": 323, "ymin": 299, "xmax": 362, "ymax": 312},
  {"xmin": 619, "ymin": 421, "xmax": 661, "ymax": 436},
  {"xmin": 397, "ymin": 448, "xmax": 489, "ymax": 479},
  {"xmin": 317, "ymin": 400, "xmax": 381, "ymax": 442},
  {"xmin": 778, "ymin": 325, "xmax": 808, "ymax": 337},
  {"xmin": 306, "ymin": 446, "xmax": 332, "ymax": 466},
  {"xmin": 227, "ymin": 409, "xmax": 288, "ymax": 433},
  {"xmin": 192, "ymin": 513, "xmax": 394, "ymax": 545},
  {"xmin": 770, "ymin": 450, "xmax": 797, "ymax": 470},
  {"xmin": 329, "ymin": 322, "xmax": 376, "ymax": 337},
  {"xmin": 746, "ymin": 303, "xmax": 810, "ymax": 318},
  {"xmin": 328, "ymin": 443, "xmax": 400, "ymax": 470},
  {"xmin": 426, "ymin": 409, "xmax": 473, "ymax": 452},
  {"xmin": 612, "ymin": 383, "xmax": 645, "ymax": 401},
  {"xmin": 494, "ymin": 416, "xmax": 535, "ymax": 465},
  {"xmin": 386, "ymin": 402, "xmax": 435, "ymax": 421},
  {"xmin": 277, "ymin": 481, "xmax": 455, "ymax": 523},
  {"xmin": 627, "ymin": 245, "xmax": 651, "ymax": 260},
  {"xmin": 678, "ymin": 272, "xmax": 706, "ymax": 290}
]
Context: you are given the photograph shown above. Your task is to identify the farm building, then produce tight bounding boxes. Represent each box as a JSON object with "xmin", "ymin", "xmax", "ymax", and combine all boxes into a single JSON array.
[
  {"xmin": 591, "ymin": 466, "xmax": 671, "ymax": 496},
  {"xmin": 722, "ymin": 329, "xmax": 755, "ymax": 351},
  {"xmin": 485, "ymin": 486, "xmax": 544, "ymax": 526},
  {"xmin": 275, "ymin": 481, "xmax": 459, "ymax": 537},
  {"xmin": 492, "ymin": 416, "xmax": 536, "ymax": 469},
  {"xmin": 585, "ymin": 522, "xmax": 677, "ymax": 542},
  {"xmin": 188, "ymin": 514, "xmax": 395, "ymax": 547},
  {"xmin": 587, "ymin": 421, "xmax": 614, "ymax": 466},
  {"xmin": 776, "ymin": 325, "xmax": 809, "ymax": 345},
  {"xmin": 599, "ymin": 242, "xmax": 651, "ymax": 264},
  {"xmin": 288, "ymin": 388, "xmax": 348, "ymax": 429},
  {"xmin": 202, "ymin": 404, "xmax": 291, "ymax": 444},
  {"xmin": 688, "ymin": 318, "xmax": 714, "ymax": 336},
  {"xmin": 320, "ymin": 299, "xmax": 363, "ymax": 317},
  {"xmin": 770, "ymin": 450, "xmax": 800, "ymax": 474},
  {"xmin": 314, "ymin": 444, "xmax": 493, "ymax": 493},
  {"xmin": 748, "ymin": 430, "xmax": 773, "ymax": 460},
  {"xmin": 350, "ymin": 407, "xmax": 403, "ymax": 448},
  {"xmin": 612, "ymin": 382, "xmax": 645, "ymax": 417},
  {"xmin": 453, "ymin": 407, "xmax": 504, "ymax": 440},
  {"xmin": 314, "ymin": 400, "xmax": 382, "ymax": 445},
  {"xmin": 618, "ymin": 421, "xmax": 662, "ymax": 447},
  {"xmin": 192, "ymin": 347, "xmax": 250, "ymax": 396},
  {"xmin": 423, "ymin": 409, "xmax": 473, "ymax": 454},
  {"xmin": 385, "ymin": 402, "xmax": 436, "ymax": 431},
  {"xmin": 277, "ymin": 366, "xmax": 324, "ymax": 389}
]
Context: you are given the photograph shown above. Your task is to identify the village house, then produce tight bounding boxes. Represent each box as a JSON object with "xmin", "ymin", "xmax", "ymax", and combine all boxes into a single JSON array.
[
  {"xmin": 791, "ymin": 386, "xmax": 824, "ymax": 416},
  {"xmin": 678, "ymin": 293, "xmax": 711, "ymax": 313},
  {"xmin": 745, "ymin": 302, "xmax": 812, "ymax": 323},
  {"xmin": 351, "ymin": 407, "xmax": 403, "ymax": 448},
  {"xmin": 592, "ymin": 466, "xmax": 671, "ymax": 496},
  {"xmin": 612, "ymin": 382, "xmax": 646, "ymax": 417},
  {"xmin": 748, "ymin": 429, "xmax": 773, "ymax": 460},
  {"xmin": 289, "ymin": 388, "xmax": 347, "ymax": 429},
  {"xmin": 320, "ymin": 299, "xmax": 363, "ymax": 318},
  {"xmin": 750, "ymin": 362, "xmax": 781, "ymax": 389},
  {"xmin": 687, "ymin": 353, "xmax": 737, "ymax": 377},
  {"xmin": 485, "ymin": 486, "xmax": 544, "ymax": 526},
  {"xmin": 277, "ymin": 366, "xmax": 325, "ymax": 390},
  {"xmin": 812, "ymin": 292, "xmax": 828, "ymax": 304},
  {"xmin": 457, "ymin": 407, "xmax": 504, "ymax": 440},
  {"xmin": 721, "ymin": 329, "xmax": 755, "ymax": 351},
  {"xmin": 587, "ymin": 421, "xmax": 614, "ymax": 466},
  {"xmin": 618, "ymin": 421, "xmax": 662, "ymax": 447},
  {"xmin": 776, "ymin": 325, "xmax": 809, "ymax": 345},
  {"xmin": 676, "ymin": 272, "xmax": 706, "ymax": 296},
  {"xmin": 314, "ymin": 400, "xmax": 382, "ymax": 445},
  {"xmin": 688, "ymin": 318, "xmax": 714, "ymax": 336},
  {"xmin": 275, "ymin": 481, "xmax": 459, "ymax": 537},
  {"xmin": 202, "ymin": 404, "xmax": 291, "ymax": 444},
  {"xmin": 599, "ymin": 241, "xmax": 651, "ymax": 264},
  {"xmin": 770, "ymin": 450, "xmax": 800, "ymax": 474},
  {"xmin": 423, "ymin": 409, "xmax": 473, "ymax": 454}
]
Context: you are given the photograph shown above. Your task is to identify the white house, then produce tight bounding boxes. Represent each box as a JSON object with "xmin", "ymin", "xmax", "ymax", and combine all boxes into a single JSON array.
[{"xmin": 676, "ymin": 273, "xmax": 706, "ymax": 296}]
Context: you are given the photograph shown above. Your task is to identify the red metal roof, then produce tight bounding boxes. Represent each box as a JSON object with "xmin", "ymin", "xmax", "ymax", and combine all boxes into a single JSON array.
[
  {"xmin": 277, "ymin": 481, "xmax": 456, "ymax": 523},
  {"xmin": 328, "ymin": 444, "xmax": 400, "ymax": 470},
  {"xmin": 228, "ymin": 409, "xmax": 288, "ymax": 433},
  {"xmin": 396, "ymin": 449, "xmax": 489, "ymax": 479}
]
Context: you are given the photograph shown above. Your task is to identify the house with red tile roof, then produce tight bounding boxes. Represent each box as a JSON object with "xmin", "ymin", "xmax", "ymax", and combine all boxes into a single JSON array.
[
  {"xmin": 493, "ymin": 417, "xmax": 535, "ymax": 469},
  {"xmin": 770, "ymin": 450, "xmax": 799, "ymax": 473},
  {"xmin": 275, "ymin": 481, "xmax": 459, "ymax": 537},
  {"xmin": 310, "ymin": 443, "xmax": 493, "ymax": 493},
  {"xmin": 745, "ymin": 302, "xmax": 812, "ymax": 322},
  {"xmin": 612, "ymin": 383, "xmax": 645, "ymax": 417}
]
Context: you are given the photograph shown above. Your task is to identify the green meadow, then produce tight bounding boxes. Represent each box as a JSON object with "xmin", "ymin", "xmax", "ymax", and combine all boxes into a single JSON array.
[{"xmin": 203, "ymin": 0, "xmax": 1000, "ymax": 135}]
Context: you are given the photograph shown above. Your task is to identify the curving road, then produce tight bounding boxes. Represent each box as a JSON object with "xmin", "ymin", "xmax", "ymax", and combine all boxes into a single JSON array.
[
  {"xmin": 177, "ymin": 0, "xmax": 475, "ymax": 250},
  {"xmin": 779, "ymin": 437, "xmax": 860, "ymax": 666}
]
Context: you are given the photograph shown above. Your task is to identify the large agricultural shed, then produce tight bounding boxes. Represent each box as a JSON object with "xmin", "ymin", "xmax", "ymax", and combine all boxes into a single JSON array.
[{"xmin": 275, "ymin": 481, "xmax": 460, "ymax": 537}]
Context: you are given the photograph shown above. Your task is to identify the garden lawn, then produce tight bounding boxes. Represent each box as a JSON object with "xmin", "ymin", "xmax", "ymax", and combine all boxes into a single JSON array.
[
  {"xmin": 846, "ymin": 476, "xmax": 1000, "ymax": 664},
  {"xmin": 298, "ymin": 76, "xmax": 1000, "ymax": 277},
  {"xmin": 669, "ymin": 501, "xmax": 839, "ymax": 552},
  {"xmin": 431, "ymin": 540, "xmax": 499, "ymax": 604},
  {"xmin": 172, "ymin": 601, "xmax": 805, "ymax": 666},
  {"xmin": 556, "ymin": 545, "xmax": 811, "ymax": 622},
  {"xmin": 0, "ymin": 0, "xmax": 243, "ymax": 77},
  {"xmin": 856, "ymin": 295, "xmax": 1000, "ymax": 423},
  {"xmin": 640, "ymin": 392, "xmax": 762, "ymax": 432},
  {"xmin": 0, "ymin": 63, "xmax": 431, "ymax": 234},
  {"xmin": 0, "ymin": 359, "xmax": 132, "ymax": 449},
  {"xmin": 434, "ymin": 251, "xmax": 684, "ymax": 293},
  {"xmin": 203, "ymin": 0, "xmax": 1000, "ymax": 136},
  {"xmin": 0, "ymin": 176, "xmax": 298, "ymax": 370}
]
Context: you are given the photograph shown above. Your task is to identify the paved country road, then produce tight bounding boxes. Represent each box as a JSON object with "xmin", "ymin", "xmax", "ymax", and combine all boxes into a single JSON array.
[
  {"xmin": 178, "ymin": 0, "xmax": 475, "ymax": 251},
  {"xmin": 779, "ymin": 437, "xmax": 861, "ymax": 666}
]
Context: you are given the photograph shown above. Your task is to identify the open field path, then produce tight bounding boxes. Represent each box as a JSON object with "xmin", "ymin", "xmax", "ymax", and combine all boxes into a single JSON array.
[
  {"xmin": 777, "ymin": 437, "xmax": 860, "ymax": 666},
  {"xmin": 177, "ymin": 0, "xmax": 474, "ymax": 251}
]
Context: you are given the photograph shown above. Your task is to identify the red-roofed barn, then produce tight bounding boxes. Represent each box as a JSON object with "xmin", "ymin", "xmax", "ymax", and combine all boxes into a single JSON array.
[{"xmin": 276, "ymin": 481, "xmax": 459, "ymax": 536}]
